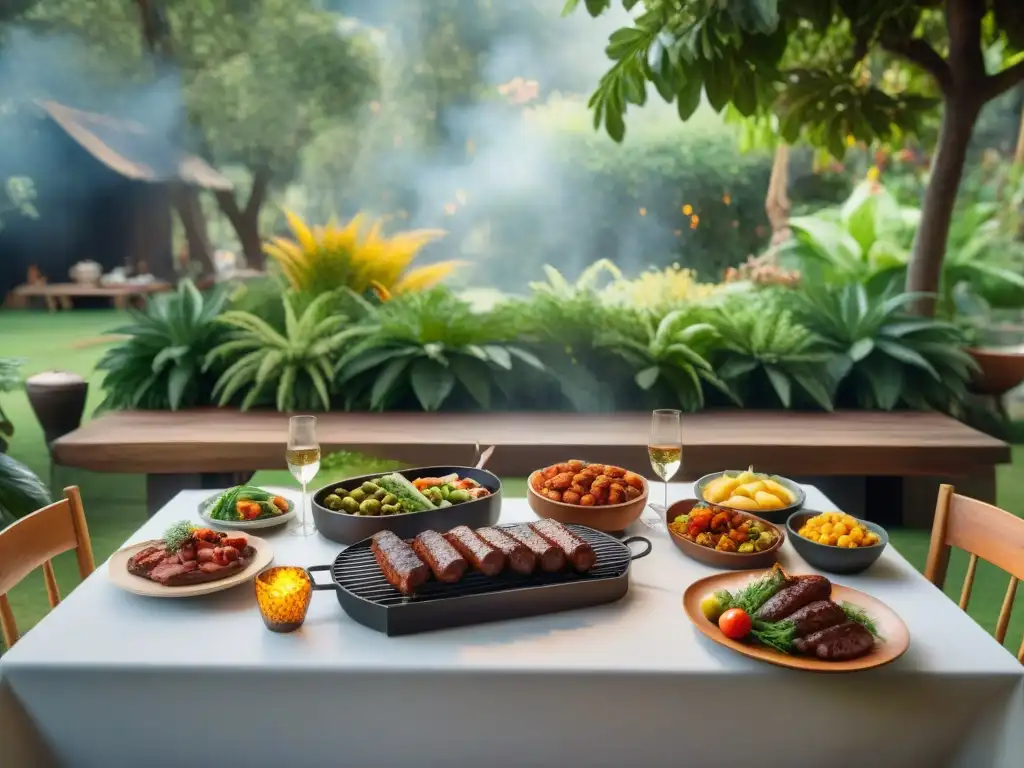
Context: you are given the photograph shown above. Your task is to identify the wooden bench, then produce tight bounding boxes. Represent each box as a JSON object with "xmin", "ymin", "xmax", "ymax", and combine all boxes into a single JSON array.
[
  {"xmin": 8, "ymin": 282, "xmax": 172, "ymax": 312},
  {"xmin": 52, "ymin": 409, "xmax": 1010, "ymax": 526}
]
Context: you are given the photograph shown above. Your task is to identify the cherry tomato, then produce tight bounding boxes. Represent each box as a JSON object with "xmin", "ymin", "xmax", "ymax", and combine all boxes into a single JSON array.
[{"xmin": 718, "ymin": 608, "xmax": 752, "ymax": 640}]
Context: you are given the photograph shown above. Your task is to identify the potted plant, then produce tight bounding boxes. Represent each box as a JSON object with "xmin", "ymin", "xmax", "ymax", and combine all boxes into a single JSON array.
[{"xmin": 956, "ymin": 289, "xmax": 1024, "ymax": 397}]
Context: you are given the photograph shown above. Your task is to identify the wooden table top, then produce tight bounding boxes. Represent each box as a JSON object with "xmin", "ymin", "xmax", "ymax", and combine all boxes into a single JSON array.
[{"xmin": 51, "ymin": 409, "xmax": 1010, "ymax": 478}]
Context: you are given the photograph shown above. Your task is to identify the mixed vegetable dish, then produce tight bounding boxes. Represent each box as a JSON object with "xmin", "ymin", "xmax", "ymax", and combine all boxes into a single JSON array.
[
  {"xmin": 322, "ymin": 472, "xmax": 491, "ymax": 517},
  {"xmin": 207, "ymin": 486, "xmax": 291, "ymax": 521},
  {"xmin": 670, "ymin": 503, "xmax": 779, "ymax": 553}
]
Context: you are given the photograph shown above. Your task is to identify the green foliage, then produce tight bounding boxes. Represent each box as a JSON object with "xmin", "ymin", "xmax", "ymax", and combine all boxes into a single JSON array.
[
  {"xmin": 206, "ymin": 290, "xmax": 374, "ymax": 411},
  {"xmin": 570, "ymin": 1, "xmax": 1024, "ymax": 151},
  {"xmin": 781, "ymin": 182, "xmax": 1024, "ymax": 314},
  {"xmin": 337, "ymin": 288, "xmax": 546, "ymax": 412},
  {"xmin": 97, "ymin": 281, "xmax": 230, "ymax": 411},
  {"xmin": 789, "ymin": 284, "xmax": 977, "ymax": 411},
  {"xmin": 595, "ymin": 308, "xmax": 734, "ymax": 412},
  {"xmin": 0, "ymin": 357, "xmax": 23, "ymax": 452},
  {"xmin": 0, "ymin": 452, "xmax": 51, "ymax": 529},
  {"xmin": 710, "ymin": 295, "xmax": 834, "ymax": 410}
]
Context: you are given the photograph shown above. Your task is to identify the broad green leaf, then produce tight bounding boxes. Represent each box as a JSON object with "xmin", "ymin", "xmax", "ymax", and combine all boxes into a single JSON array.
[
  {"xmin": 152, "ymin": 346, "xmax": 189, "ymax": 373},
  {"xmin": 450, "ymin": 356, "xmax": 492, "ymax": 408},
  {"xmin": 764, "ymin": 365, "xmax": 792, "ymax": 407},
  {"xmin": 410, "ymin": 358, "xmax": 456, "ymax": 411},
  {"xmin": 848, "ymin": 338, "xmax": 874, "ymax": 362},
  {"xmin": 0, "ymin": 453, "xmax": 51, "ymax": 527},
  {"xmin": 875, "ymin": 338, "xmax": 939, "ymax": 379},
  {"xmin": 635, "ymin": 366, "xmax": 660, "ymax": 390},
  {"xmin": 717, "ymin": 356, "xmax": 759, "ymax": 380},
  {"xmin": 483, "ymin": 345, "xmax": 513, "ymax": 370},
  {"xmin": 166, "ymin": 365, "xmax": 192, "ymax": 412}
]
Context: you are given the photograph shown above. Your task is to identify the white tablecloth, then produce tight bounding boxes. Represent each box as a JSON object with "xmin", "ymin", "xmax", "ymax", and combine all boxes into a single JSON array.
[{"xmin": 2, "ymin": 484, "xmax": 1022, "ymax": 768}]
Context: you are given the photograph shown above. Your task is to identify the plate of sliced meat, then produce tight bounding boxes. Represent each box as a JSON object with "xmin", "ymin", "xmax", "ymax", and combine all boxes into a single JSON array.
[
  {"xmin": 683, "ymin": 565, "xmax": 909, "ymax": 672},
  {"xmin": 108, "ymin": 521, "xmax": 274, "ymax": 597}
]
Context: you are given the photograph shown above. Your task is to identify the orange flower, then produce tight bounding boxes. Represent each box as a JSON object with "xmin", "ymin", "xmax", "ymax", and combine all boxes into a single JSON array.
[
  {"xmin": 682, "ymin": 204, "xmax": 693, "ymax": 215},
  {"xmin": 690, "ymin": 215, "xmax": 699, "ymax": 229},
  {"xmin": 722, "ymin": 193, "xmax": 731, "ymax": 205}
]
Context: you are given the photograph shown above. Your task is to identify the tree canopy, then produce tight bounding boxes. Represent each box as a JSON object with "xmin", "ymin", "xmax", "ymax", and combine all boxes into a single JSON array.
[{"xmin": 568, "ymin": 0, "xmax": 1024, "ymax": 314}]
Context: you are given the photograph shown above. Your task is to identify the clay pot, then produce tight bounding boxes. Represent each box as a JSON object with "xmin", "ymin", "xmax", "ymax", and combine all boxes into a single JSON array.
[
  {"xmin": 25, "ymin": 372, "xmax": 88, "ymax": 447},
  {"xmin": 966, "ymin": 347, "xmax": 1024, "ymax": 397}
]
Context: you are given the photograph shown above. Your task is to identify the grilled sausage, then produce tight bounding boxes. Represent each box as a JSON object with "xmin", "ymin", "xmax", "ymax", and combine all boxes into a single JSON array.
[
  {"xmin": 793, "ymin": 621, "xmax": 875, "ymax": 660},
  {"xmin": 530, "ymin": 519, "xmax": 596, "ymax": 573},
  {"xmin": 755, "ymin": 575, "xmax": 832, "ymax": 622},
  {"xmin": 476, "ymin": 527, "xmax": 537, "ymax": 574},
  {"xmin": 444, "ymin": 526, "xmax": 505, "ymax": 576},
  {"xmin": 784, "ymin": 600, "xmax": 847, "ymax": 637},
  {"xmin": 412, "ymin": 530, "xmax": 468, "ymax": 584},
  {"xmin": 372, "ymin": 530, "xmax": 430, "ymax": 595},
  {"xmin": 506, "ymin": 524, "xmax": 566, "ymax": 572}
]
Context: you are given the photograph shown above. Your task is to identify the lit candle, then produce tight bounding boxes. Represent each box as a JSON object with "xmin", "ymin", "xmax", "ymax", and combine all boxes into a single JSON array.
[{"xmin": 255, "ymin": 566, "xmax": 312, "ymax": 633}]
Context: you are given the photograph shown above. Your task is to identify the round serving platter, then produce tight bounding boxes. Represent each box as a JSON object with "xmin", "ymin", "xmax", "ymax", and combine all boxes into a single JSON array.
[
  {"xmin": 683, "ymin": 569, "xmax": 910, "ymax": 673},
  {"xmin": 197, "ymin": 492, "xmax": 295, "ymax": 530},
  {"xmin": 108, "ymin": 534, "xmax": 274, "ymax": 598}
]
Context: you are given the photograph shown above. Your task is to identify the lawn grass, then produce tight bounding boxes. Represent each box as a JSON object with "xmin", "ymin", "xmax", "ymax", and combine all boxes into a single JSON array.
[{"xmin": 1, "ymin": 308, "xmax": 1022, "ymax": 655}]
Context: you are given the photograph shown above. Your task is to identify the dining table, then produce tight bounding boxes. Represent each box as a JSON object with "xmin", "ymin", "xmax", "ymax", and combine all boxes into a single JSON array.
[{"xmin": 2, "ymin": 482, "xmax": 1022, "ymax": 768}]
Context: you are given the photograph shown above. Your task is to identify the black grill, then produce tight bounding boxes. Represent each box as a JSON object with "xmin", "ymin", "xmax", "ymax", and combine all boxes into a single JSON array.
[{"xmin": 309, "ymin": 524, "xmax": 652, "ymax": 635}]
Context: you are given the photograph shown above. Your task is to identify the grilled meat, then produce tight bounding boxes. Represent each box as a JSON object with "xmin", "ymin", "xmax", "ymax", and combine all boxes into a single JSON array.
[
  {"xmin": 372, "ymin": 530, "xmax": 430, "ymax": 595},
  {"xmin": 755, "ymin": 575, "xmax": 832, "ymax": 622},
  {"xmin": 412, "ymin": 530, "xmax": 468, "ymax": 584},
  {"xmin": 476, "ymin": 527, "xmax": 536, "ymax": 574},
  {"xmin": 794, "ymin": 621, "xmax": 875, "ymax": 660},
  {"xmin": 445, "ymin": 526, "xmax": 505, "ymax": 576},
  {"xmin": 530, "ymin": 519, "xmax": 596, "ymax": 573},
  {"xmin": 506, "ymin": 524, "xmax": 566, "ymax": 573},
  {"xmin": 785, "ymin": 600, "xmax": 848, "ymax": 637}
]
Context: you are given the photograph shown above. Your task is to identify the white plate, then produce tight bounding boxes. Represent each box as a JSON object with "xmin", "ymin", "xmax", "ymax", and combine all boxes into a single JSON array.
[
  {"xmin": 197, "ymin": 492, "xmax": 295, "ymax": 530},
  {"xmin": 107, "ymin": 534, "xmax": 274, "ymax": 598}
]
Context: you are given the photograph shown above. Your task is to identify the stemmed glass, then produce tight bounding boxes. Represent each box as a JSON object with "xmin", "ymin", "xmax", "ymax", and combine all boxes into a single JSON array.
[
  {"xmin": 646, "ymin": 409, "xmax": 682, "ymax": 529},
  {"xmin": 286, "ymin": 415, "xmax": 321, "ymax": 537}
]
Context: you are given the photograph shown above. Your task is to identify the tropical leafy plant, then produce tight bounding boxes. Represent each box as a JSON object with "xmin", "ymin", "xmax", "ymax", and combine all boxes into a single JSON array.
[
  {"xmin": 789, "ymin": 284, "xmax": 977, "ymax": 412},
  {"xmin": 263, "ymin": 210, "xmax": 461, "ymax": 299},
  {"xmin": 206, "ymin": 290, "xmax": 375, "ymax": 412},
  {"xmin": 595, "ymin": 308, "xmax": 734, "ymax": 412},
  {"xmin": 710, "ymin": 297, "xmax": 833, "ymax": 410},
  {"xmin": 97, "ymin": 281, "xmax": 230, "ymax": 411},
  {"xmin": 780, "ymin": 182, "xmax": 1024, "ymax": 314},
  {"xmin": 337, "ymin": 288, "xmax": 546, "ymax": 411},
  {"xmin": 0, "ymin": 453, "xmax": 51, "ymax": 529},
  {"xmin": 0, "ymin": 357, "xmax": 23, "ymax": 452}
]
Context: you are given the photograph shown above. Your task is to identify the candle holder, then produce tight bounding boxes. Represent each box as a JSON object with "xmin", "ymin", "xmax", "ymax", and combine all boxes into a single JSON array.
[{"xmin": 255, "ymin": 566, "xmax": 312, "ymax": 633}]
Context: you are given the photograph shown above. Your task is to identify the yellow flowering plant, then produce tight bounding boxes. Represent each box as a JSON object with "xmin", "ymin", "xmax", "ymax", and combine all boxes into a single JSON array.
[
  {"xmin": 608, "ymin": 264, "xmax": 721, "ymax": 311},
  {"xmin": 263, "ymin": 210, "xmax": 462, "ymax": 299}
]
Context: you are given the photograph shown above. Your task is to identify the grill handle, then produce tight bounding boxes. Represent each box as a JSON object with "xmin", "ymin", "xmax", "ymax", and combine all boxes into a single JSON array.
[
  {"xmin": 306, "ymin": 564, "xmax": 339, "ymax": 591},
  {"xmin": 622, "ymin": 536, "xmax": 652, "ymax": 560}
]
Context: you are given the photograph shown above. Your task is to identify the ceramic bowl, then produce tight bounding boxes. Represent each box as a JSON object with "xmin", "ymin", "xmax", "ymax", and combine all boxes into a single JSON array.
[
  {"xmin": 693, "ymin": 470, "xmax": 805, "ymax": 523},
  {"xmin": 526, "ymin": 471, "xmax": 648, "ymax": 533},
  {"xmin": 312, "ymin": 466, "xmax": 501, "ymax": 546},
  {"xmin": 786, "ymin": 510, "xmax": 888, "ymax": 575},
  {"xmin": 665, "ymin": 499, "xmax": 784, "ymax": 569}
]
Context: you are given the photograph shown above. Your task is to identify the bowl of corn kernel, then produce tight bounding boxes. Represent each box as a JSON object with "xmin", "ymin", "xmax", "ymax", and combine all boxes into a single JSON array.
[{"xmin": 786, "ymin": 510, "xmax": 888, "ymax": 575}]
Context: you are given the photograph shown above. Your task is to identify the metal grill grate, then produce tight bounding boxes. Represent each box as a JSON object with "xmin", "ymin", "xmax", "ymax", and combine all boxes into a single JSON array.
[{"xmin": 333, "ymin": 524, "xmax": 632, "ymax": 606}]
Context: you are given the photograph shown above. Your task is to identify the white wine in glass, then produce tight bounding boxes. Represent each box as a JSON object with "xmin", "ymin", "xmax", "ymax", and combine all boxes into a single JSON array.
[
  {"xmin": 287, "ymin": 415, "xmax": 320, "ymax": 537},
  {"xmin": 648, "ymin": 409, "xmax": 682, "ymax": 511}
]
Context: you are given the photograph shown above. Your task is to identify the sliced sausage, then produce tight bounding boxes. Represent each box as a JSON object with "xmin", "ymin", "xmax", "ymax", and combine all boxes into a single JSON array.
[
  {"xmin": 530, "ymin": 519, "xmax": 596, "ymax": 573},
  {"xmin": 372, "ymin": 530, "xmax": 430, "ymax": 595},
  {"xmin": 794, "ymin": 621, "xmax": 875, "ymax": 661},
  {"xmin": 444, "ymin": 526, "xmax": 505, "ymax": 576},
  {"xmin": 755, "ymin": 575, "xmax": 832, "ymax": 622},
  {"xmin": 785, "ymin": 600, "xmax": 847, "ymax": 637},
  {"xmin": 506, "ymin": 525, "xmax": 566, "ymax": 573},
  {"xmin": 476, "ymin": 527, "xmax": 536, "ymax": 575},
  {"xmin": 412, "ymin": 530, "xmax": 467, "ymax": 584}
]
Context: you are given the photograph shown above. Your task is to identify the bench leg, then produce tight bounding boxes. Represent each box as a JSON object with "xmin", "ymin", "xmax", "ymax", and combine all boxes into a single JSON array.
[{"xmin": 146, "ymin": 472, "xmax": 254, "ymax": 517}]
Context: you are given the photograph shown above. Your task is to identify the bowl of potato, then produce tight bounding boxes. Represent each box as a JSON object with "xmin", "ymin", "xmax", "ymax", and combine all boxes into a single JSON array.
[
  {"xmin": 786, "ymin": 510, "xmax": 887, "ymax": 574},
  {"xmin": 694, "ymin": 467, "xmax": 804, "ymax": 523}
]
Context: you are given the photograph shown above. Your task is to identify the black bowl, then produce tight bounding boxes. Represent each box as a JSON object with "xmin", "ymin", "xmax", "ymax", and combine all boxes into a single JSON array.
[
  {"xmin": 312, "ymin": 466, "xmax": 502, "ymax": 545},
  {"xmin": 786, "ymin": 510, "xmax": 888, "ymax": 575}
]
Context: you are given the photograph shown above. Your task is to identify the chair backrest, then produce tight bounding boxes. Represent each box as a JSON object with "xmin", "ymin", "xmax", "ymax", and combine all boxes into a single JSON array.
[
  {"xmin": 924, "ymin": 483, "xmax": 1024, "ymax": 664},
  {"xmin": 0, "ymin": 486, "xmax": 95, "ymax": 649}
]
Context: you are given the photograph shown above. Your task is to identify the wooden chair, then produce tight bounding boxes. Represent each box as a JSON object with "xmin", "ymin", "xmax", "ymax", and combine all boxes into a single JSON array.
[
  {"xmin": 0, "ymin": 486, "xmax": 95, "ymax": 649},
  {"xmin": 924, "ymin": 484, "xmax": 1024, "ymax": 663}
]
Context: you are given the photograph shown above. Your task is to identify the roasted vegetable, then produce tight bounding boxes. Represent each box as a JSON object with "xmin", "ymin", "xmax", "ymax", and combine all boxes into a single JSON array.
[{"xmin": 375, "ymin": 473, "xmax": 436, "ymax": 512}]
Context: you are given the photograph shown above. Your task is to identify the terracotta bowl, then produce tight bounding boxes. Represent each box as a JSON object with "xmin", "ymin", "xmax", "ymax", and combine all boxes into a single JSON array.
[
  {"xmin": 526, "ymin": 471, "xmax": 648, "ymax": 533},
  {"xmin": 665, "ymin": 499, "xmax": 784, "ymax": 570}
]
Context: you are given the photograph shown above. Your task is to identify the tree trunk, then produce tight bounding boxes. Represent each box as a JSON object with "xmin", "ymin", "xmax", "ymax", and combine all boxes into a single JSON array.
[
  {"xmin": 905, "ymin": 99, "xmax": 979, "ymax": 316},
  {"xmin": 172, "ymin": 185, "xmax": 215, "ymax": 274},
  {"xmin": 1015, "ymin": 100, "xmax": 1024, "ymax": 165},
  {"xmin": 215, "ymin": 169, "xmax": 270, "ymax": 270},
  {"xmin": 765, "ymin": 143, "xmax": 791, "ymax": 246}
]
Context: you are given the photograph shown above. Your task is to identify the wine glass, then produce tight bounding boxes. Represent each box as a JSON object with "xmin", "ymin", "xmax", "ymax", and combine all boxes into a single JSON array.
[
  {"xmin": 647, "ymin": 409, "xmax": 682, "ymax": 528},
  {"xmin": 286, "ymin": 415, "xmax": 321, "ymax": 537}
]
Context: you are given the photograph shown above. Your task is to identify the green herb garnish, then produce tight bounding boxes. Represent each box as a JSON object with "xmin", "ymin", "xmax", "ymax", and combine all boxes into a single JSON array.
[
  {"xmin": 750, "ymin": 619, "xmax": 796, "ymax": 654},
  {"xmin": 163, "ymin": 520, "xmax": 197, "ymax": 553},
  {"xmin": 721, "ymin": 564, "xmax": 792, "ymax": 615},
  {"xmin": 842, "ymin": 602, "xmax": 883, "ymax": 640}
]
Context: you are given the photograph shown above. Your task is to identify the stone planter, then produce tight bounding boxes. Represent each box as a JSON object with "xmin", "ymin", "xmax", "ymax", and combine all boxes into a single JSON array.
[
  {"xmin": 966, "ymin": 347, "xmax": 1024, "ymax": 397},
  {"xmin": 25, "ymin": 371, "xmax": 88, "ymax": 447}
]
